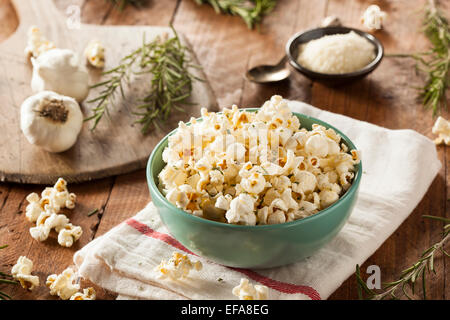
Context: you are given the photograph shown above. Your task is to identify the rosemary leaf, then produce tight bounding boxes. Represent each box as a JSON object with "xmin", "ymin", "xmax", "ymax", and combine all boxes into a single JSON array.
[
  {"xmin": 355, "ymin": 214, "xmax": 450, "ymax": 300},
  {"xmin": 87, "ymin": 208, "xmax": 99, "ymax": 217},
  {"xmin": 194, "ymin": 0, "xmax": 277, "ymax": 29},
  {"xmin": 107, "ymin": 0, "xmax": 145, "ymax": 11},
  {"xmin": 86, "ymin": 26, "xmax": 198, "ymax": 134},
  {"xmin": 0, "ymin": 245, "xmax": 16, "ymax": 300},
  {"xmin": 386, "ymin": 0, "xmax": 449, "ymax": 116}
]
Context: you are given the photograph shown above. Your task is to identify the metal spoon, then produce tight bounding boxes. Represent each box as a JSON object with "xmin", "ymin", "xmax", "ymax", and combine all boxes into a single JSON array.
[
  {"xmin": 245, "ymin": 17, "xmax": 344, "ymax": 84},
  {"xmin": 245, "ymin": 55, "xmax": 291, "ymax": 84}
]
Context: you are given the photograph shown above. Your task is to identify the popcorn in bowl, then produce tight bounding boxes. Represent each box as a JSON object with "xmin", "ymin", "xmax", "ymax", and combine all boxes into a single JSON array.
[{"xmin": 158, "ymin": 95, "xmax": 360, "ymax": 226}]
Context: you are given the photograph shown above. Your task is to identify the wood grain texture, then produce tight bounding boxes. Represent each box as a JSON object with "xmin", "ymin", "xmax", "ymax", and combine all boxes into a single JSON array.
[
  {"xmin": 0, "ymin": 0, "xmax": 448, "ymax": 300},
  {"xmin": 318, "ymin": 0, "xmax": 449, "ymax": 300},
  {"xmin": 0, "ymin": 0, "xmax": 217, "ymax": 184}
]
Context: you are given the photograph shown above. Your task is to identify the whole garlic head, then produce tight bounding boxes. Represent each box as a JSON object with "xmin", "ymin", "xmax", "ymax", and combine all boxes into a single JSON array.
[
  {"xmin": 20, "ymin": 91, "xmax": 83, "ymax": 153},
  {"xmin": 31, "ymin": 48, "xmax": 89, "ymax": 102}
]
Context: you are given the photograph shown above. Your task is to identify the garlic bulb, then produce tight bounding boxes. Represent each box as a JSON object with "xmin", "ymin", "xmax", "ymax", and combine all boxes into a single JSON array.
[
  {"xmin": 31, "ymin": 48, "xmax": 89, "ymax": 102},
  {"xmin": 20, "ymin": 91, "xmax": 83, "ymax": 153}
]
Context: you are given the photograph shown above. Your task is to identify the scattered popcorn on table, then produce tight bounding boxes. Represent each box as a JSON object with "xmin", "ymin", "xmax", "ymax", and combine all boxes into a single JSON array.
[
  {"xmin": 361, "ymin": 4, "xmax": 387, "ymax": 31},
  {"xmin": 432, "ymin": 116, "xmax": 450, "ymax": 145},
  {"xmin": 46, "ymin": 267, "xmax": 80, "ymax": 300},
  {"xmin": 57, "ymin": 223, "xmax": 83, "ymax": 247},
  {"xmin": 25, "ymin": 192, "xmax": 42, "ymax": 223},
  {"xmin": 70, "ymin": 287, "xmax": 96, "ymax": 300},
  {"xmin": 155, "ymin": 252, "xmax": 202, "ymax": 281},
  {"xmin": 25, "ymin": 178, "xmax": 82, "ymax": 247},
  {"xmin": 11, "ymin": 256, "xmax": 40, "ymax": 291},
  {"xmin": 42, "ymin": 178, "xmax": 77, "ymax": 211},
  {"xmin": 84, "ymin": 40, "xmax": 105, "ymax": 68},
  {"xmin": 232, "ymin": 278, "xmax": 268, "ymax": 300},
  {"xmin": 24, "ymin": 26, "xmax": 55, "ymax": 59},
  {"xmin": 158, "ymin": 95, "xmax": 360, "ymax": 226}
]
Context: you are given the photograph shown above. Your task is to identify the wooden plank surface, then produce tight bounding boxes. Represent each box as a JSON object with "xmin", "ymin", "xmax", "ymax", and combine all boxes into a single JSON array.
[
  {"xmin": 0, "ymin": 0, "xmax": 216, "ymax": 184},
  {"xmin": 0, "ymin": 0, "xmax": 448, "ymax": 300}
]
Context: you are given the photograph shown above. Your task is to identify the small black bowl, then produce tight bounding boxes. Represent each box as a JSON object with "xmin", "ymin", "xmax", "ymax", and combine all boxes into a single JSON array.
[{"xmin": 285, "ymin": 26, "xmax": 384, "ymax": 85}]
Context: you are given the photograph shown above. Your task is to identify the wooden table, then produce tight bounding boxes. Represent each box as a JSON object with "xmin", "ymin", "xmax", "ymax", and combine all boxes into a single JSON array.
[{"xmin": 0, "ymin": 0, "xmax": 448, "ymax": 300}]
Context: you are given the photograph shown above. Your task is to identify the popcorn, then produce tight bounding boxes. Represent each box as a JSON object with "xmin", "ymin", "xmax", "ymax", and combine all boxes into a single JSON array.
[
  {"xmin": 319, "ymin": 189, "xmax": 340, "ymax": 208},
  {"xmin": 46, "ymin": 267, "xmax": 80, "ymax": 300},
  {"xmin": 292, "ymin": 170, "xmax": 317, "ymax": 194},
  {"xmin": 41, "ymin": 178, "xmax": 77, "ymax": 210},
  {"xmin": 267, "ymin": 210, "xmax": 286, "ymax": 224},
  {"xmin": 70, "ymin": 287, "xmax": 96, "ymax": 300},
  {"xmin": 226, "ymin": 142, "xmax": 246, "ymax": 162},
  {"xmin": 305, "ymin": 134, "xmax": 329, "ymax": 157},
  {"xmin": 361, "ymin": 4, "xmax": 387, "ymax": 31},
  {"xmin": 155, "ymin": 252, "xmax": 203, "ymax": 281},
  {"xmin": 215, "ymin": 193, "xmax": 233, "ymax": 210},
  {"xmin": 84, "ymin": 39, "xmax": 105, "ymax": 68},
  {"xmin": 225, "ymin": 193, "xmax": 257, "ymax": 225},
  {"xmin": 240, "ymin": 171, "xmax": 266, "ymax": 194},
  {"xmin": 45, "ymin": 213, "xmax": 70, "ymax": 230},
  {"xmin": 11, "ymin": 256, "xmax": 40, "ymax": 291},
  {"xmin": 25, "ymin": 193, "xmax": 42, "ymax": 223},
  {"xmin": 159, "ymin": 95, "xmax": 359, "ymax": 225},
  {"xmin": 232, "ymin": 278, "xmax": 268, "ymax": 300},
  {"xmin": 29, "ymin": 225, "xmax": 51, "ymax": 242},
  {"xmin": 57, "ymin": 223, "xmax": 83, "ymax": 247},
  {"xmin": 24, "ymin": 178, "xmax": 82, "ymax": 247},
  {"xmin": 432, "ymin": 116, "xmax": 450, "ymax": 145},
  {"xmin": 24, "ymin": 26, "xmax": 55, "ymax": 59}
]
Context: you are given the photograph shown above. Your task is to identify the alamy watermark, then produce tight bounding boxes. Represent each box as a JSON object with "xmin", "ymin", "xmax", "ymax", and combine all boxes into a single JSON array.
[
  {"xmin": 365, "ymin": 265, "xmax": 381, "ymax": 290},
  {"xmin": 66, "ymin": 5, "xmax": 81, "ymax": 30}
]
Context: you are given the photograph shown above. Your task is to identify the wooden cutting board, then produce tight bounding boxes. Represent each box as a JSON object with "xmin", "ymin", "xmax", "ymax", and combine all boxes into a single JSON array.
[{"xmin": 0, "ymin": 0, "xmax": 217, "ymax": 184}]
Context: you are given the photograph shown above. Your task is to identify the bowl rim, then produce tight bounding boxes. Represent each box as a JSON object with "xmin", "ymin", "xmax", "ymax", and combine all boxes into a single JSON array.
[
  {"xmin": 285, "ymin": 26, "xmax": 384, "ymax": 79},
  {"xmin": 147, "ymin": 108, "xmax": 362, "ymax": 230}
]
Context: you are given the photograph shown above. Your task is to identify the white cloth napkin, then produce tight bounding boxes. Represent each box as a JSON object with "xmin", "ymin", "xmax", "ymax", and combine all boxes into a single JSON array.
[{"xmin": 73, "ymin": 100, "xmax": 441, "ymax": 300}]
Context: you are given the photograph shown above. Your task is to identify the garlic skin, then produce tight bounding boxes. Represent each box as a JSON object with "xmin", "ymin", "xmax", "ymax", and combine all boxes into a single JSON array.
[
  {"xmin": 31, "ymin": 48, "xmax": 89, "ymax": 102},
  {"xmin": 20, "ymin": 91, "xmax": 83, "ymax": 153}
]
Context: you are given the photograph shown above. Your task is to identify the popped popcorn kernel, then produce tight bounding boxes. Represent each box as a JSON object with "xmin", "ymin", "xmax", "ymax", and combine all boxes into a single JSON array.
[
  {"xmin": 432, "ymin": 116, "xmax": 450, "ymax": 145},
  {"xmin": 84, "ymin": 40, "xmax": 105, "ymax": 68},
  {"xmin": 155, "ymin": 252, "xmax": 203, "ymax": 280},
  {"xmin": 361, "ymin": 4, "xmax": 387, "ymax": 31},
  {"xmin": 11, "ymin": 256, "xmax": 40, "ymax": 291},
  {"xmin": 232, "ymin": 278, "xmax": 268, "ymax": 300},
  {"xmin": 46, "ymin": 267, "xmax": 80, "ymax": 300},
  {"xmin": 24, "ymin": 26, "xmax": 55, "ymax": 59},
  {"xmin": 70, "ymin": 287, "xmax": 96, "ymax": 300}
]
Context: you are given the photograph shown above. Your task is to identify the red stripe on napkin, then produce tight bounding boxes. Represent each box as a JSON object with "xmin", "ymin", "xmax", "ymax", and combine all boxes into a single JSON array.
[{"xmin": 126, "ymin": 218, "xmax": 321, "ymax": 300}]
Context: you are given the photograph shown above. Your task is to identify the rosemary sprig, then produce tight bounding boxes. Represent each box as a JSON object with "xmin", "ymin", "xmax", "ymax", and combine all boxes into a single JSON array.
[
  {"xmin": 0, "ymin": 245, "xmax": 17, "ymax": 300},
  {"xmin": 87, "ymin": 208, "xmax": 99, "ymax": 217},
  {"xmin": 85, "ymin": 26, "xmax": 198, "ymax": 134},
  {"xmin": 387, "ymin": 0, "xmax": 449, "ymax": 116},
  {"xmin": 194, "ymin": 0, "xmax": 277, "ymax": 29},
  {"xmin": 108, "ymin": 0, "xmax": 145, "ymax": 11},
  {"xmin": 356, "ymin": 215, "xmax": 450, "ymax": 300},
  {"xmin": 85, "ymin": 48, "xmax": 140, "ymax": 130},
  {"xmin": 420, "ymin": 0, "xmax": 450, "ymax": 115}
]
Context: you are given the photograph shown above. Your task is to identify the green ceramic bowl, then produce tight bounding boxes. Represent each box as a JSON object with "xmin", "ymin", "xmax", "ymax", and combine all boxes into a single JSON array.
[{"xmin": 147, "ymin": 110, "xmax": 362, "ymax": 269}]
